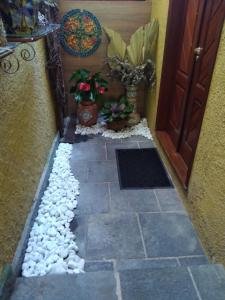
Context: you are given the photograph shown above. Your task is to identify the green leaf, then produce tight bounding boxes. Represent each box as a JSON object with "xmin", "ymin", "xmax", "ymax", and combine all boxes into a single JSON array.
[
  {"xmin": 74, "ymin": 93, "xmax": 82, "ymax": 103},
  {"xmin": 69, "ymin": 69, "xmax": 90, "ymax": 82},
  {"xmin": 69, "ymin": 86, "xmax": 77, "ymax": 94},
  {"xmin": 89, "ymin": 92, "xmax": 95, "ymax": 101},
  {"xmin": 80, "ymin": 69, "xmax": 90, "ymax": 78},
  {"xmin": 69, "ymin": 73, "xmax": 79, "ymax": 81},
  {"xmin": 120, "ymin": 96, "xmax": 127, "ymax": 104}
]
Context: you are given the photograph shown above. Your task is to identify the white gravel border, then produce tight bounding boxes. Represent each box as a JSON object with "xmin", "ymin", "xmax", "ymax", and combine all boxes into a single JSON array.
[
  {"xmin": 75, "ymin": 118, "xmax": 152, "ymax": 140},
  {"xmin": 22, "ymin": 143, "xmax": 84, "ymax": 277}
]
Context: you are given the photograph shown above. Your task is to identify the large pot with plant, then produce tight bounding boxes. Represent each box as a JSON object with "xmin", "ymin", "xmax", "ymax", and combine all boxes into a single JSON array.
[
  {"xmin": 100, "ymin": 96, "xmax": 134, "ymax": 131},
  {"xmin": 104, "ymin": 20, "xmax": 159, "ymax": 125},
  {"xmin": 69, "ymin": 69, "xmax": 108, "ymax": 126}
]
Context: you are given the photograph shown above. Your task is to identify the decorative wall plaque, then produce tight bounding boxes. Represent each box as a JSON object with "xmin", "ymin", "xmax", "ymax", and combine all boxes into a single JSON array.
[{"xmin": 60, "ymin": 9, "xmax": 102, "ymax": 57}]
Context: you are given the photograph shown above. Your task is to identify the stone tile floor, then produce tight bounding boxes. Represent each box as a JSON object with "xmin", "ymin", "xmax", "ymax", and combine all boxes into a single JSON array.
[
  {"xmin": 70, "ymin": 134, "xmax": 206, "ymax": 262},
  {"xmin": 69, "ymin": 134, "xmax": 216, "ymax": 299},
  {"xmin": 10, "ymin": 134, "xmax": 225, "ymax": 300}
]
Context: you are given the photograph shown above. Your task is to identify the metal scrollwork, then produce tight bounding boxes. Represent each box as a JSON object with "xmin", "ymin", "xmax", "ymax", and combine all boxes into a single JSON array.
[
  {"xmin": 20, "ymin": 43, "xmax": 36, "ymax": 62},
  {"xmin": 0, "ymin": 43, "xmax": 36, "ymax": 74},
  {"xmin": 0, "ymin": 53, "xmax": 19, "ymax": 74}
]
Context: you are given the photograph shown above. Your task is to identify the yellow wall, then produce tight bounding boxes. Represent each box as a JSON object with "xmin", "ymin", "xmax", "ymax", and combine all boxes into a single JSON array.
[
  {"xmin": 0, "ymin": 40, "xmax": 57, "ymax": 267},
  {"xmin": 146, "ymin": 0, "xmax": 225, "ymax": 265},
  {"xmin": 145, "ymin": 0, "xmax": 169, "ymax": 129},
  {"xmin": 188, "ymin": 25, "xmax": 225, "ymax": 264}
]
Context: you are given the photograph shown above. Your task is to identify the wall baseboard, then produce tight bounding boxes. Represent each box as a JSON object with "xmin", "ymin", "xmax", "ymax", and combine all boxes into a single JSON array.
[{"xmin": 0, "ymin": 264, "xmax": 13, "ymax": 300}]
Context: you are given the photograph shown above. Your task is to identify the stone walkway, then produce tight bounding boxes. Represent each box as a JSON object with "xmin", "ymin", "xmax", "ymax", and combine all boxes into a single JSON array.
[{"xmin": 10, "ymin": 134, "xmax": 225, "ymax": 300}]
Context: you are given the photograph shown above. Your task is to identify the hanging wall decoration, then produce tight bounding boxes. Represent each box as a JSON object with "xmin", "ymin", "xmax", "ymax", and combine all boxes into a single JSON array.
[{"xmin": 60, "ymin": 9, "xmax": 102, "ymax": 57}]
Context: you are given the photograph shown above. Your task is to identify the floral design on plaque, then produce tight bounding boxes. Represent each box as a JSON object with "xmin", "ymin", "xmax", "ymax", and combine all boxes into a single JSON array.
[{"xmin": 60, "ymin": 9, "xmax": 102, "ymax": 57}]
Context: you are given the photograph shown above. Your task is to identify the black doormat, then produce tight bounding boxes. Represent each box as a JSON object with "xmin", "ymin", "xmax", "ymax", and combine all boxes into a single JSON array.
[{"xmin": 116, "ymin": 148, "xmax": 173, "ymax": 189}]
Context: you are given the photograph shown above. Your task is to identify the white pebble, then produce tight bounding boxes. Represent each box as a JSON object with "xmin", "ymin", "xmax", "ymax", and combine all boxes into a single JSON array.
[{"xmin": 22, "ymin": 143, "xmax": 84, "ymax": 277}]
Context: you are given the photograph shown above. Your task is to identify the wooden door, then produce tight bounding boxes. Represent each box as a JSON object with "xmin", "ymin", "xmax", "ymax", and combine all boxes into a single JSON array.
[
  {"xmin": 179, "ymin": 0, "xmax": 225, "ymax": 174},
  {"xmin": 167, "ymin": 0, "xmax": 205, "ymax": 149},
  {"xmin": 156, "ymin": 0, "xmax": 225, "ymax": 187}
]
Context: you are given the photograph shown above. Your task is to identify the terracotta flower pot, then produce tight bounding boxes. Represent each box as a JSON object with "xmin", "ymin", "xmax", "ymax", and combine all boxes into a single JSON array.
[
  {"xmin": 77, "ymin": 101, "xmax": 98, "ymax": 126},
  {"xmin": 106, "ymin": 119, "xmax": 128, "ymax": 131}
]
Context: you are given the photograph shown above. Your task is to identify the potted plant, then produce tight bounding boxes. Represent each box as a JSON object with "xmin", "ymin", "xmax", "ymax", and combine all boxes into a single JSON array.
[
  {"xmin": 69, "ymin": 69, "xmax": 108, "ymax": 126},
  {"xmin": 104, "ymin": 19, "xmax": 159, "ymax": 125},
  {"xmin": 106, "ymin": 57, "xmax": 155, "ymax": 125},
  {"xmin": 100, "ymin": 96, "xmax": 134, "ymax": 131}
]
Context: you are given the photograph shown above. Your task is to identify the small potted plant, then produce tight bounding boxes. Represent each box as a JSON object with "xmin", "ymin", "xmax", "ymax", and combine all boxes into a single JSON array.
[
  {"xmin": 100, "ymin": 96, "xmax": 134, "ymax": 131},
  {"xmin": 69, "ymin": 69, "xmax": 108, "ymax": 126}
]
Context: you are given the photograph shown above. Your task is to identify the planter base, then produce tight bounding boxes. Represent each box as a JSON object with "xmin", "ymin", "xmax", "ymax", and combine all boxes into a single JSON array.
[
  {"xmin": 107, "ymin": 120, "xmax": 128, "ymax": 131},
  {"xmin": 128, "ymin": 112, "xmax": 141, "ymax": 126},
  {"xmin": 77, "ymin": 102, "xmax": 98, "ymax": 127}
]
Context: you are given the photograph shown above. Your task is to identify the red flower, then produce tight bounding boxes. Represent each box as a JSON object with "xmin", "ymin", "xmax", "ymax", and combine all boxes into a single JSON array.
[
  {"xmin": 79, "ymin": 82, "xmax": 90, "ymax": 91},
  {"xmin": 83, "ymin": 83, "xmax": 91, "ymax": 91},
  {"xmin": 95, "ymin": 82, "xmax": 99, "ymax": 88},
  {"xmin": 99, "ymin": 87, "xmax": 105, "ymax": 94},
  {"xmin": 79, "ymin": 82, "xmax": 86, "ymax": 90}
]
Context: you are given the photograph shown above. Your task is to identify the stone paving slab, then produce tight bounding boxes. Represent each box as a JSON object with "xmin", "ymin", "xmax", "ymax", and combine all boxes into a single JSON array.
[
  {"xmin": 119, "ymin": 267, "xmax": 199, "ymax": 300},
  {"xmin": 138, "ymin": 141, "xmax": 155, "ymax": 148},
  {"xmin": 109, "ymin": 182, "xmax": 159, "ymax": 212},
  {"xmin": 70, "ymin": 160, "xmax": 88, "ymax": 183},
  {"xmin": 70, "ymin": 215, "xmax": 87, "ymax": 258},
  {"xmin": 179, "ymin": 255, "xmax": 209, "ymax": 266},
  {"xmin": 116, "ymin": 258, "xmax": 178, "ymax": 271},
  {"xmin": 86, "ymin": 213, "xmax": 145, "ymax": 260},
  {"xmin": 72, "ymin": 143, "xmax": 106, "ymax": 161},
  {"xmin": 10, "ymin": 272, "xmax": 117, "ymax": 300},
  {"xmin": 84, "ymin": 261, "xmax": 114, "ymax": 272},
  {"xmin": 77, "ymin": 183, "xmax": 110, "ymax": 215},
  {"xmin": 189, "ymin": 264, "xmax": 225, "ymax": 300},
  {"xmin": 74, "ymin": 134, "xmax": 121, "ymax": 144},
  {"xmin": 121, "ymin": 135, "xmax": 152, "ymax": 142},
  {"xmin": 87, "ymin": 160, "xmax": 117, "ymax": 183},
  {"xmin": 155, "ymin": 189, "xmax": 186, "ymax": 212},
  {"xmin": 139, "ymin": 212, "xmax": 204, "ymax": 258}
]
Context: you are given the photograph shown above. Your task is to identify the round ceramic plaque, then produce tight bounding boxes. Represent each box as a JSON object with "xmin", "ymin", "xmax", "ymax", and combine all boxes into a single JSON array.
[{"xmin": 60, "ymin": 9, "xmax": 102, "ymax": 57}]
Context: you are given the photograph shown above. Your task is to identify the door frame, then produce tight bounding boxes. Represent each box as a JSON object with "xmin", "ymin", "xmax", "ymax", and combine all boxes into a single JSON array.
[{"xmin": 155, "ymin": 0, "xmax": 225, "ymax": 188}]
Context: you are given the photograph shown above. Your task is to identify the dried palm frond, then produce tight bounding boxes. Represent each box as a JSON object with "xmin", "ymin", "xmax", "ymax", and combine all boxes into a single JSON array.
[
  {"xmin": 127, "ymin": 26, "xmax": 144, "ymax": 66},
  {"xmin": 105, "ymin": 19, "xmax": 158, "ymax": 86},
  {"xmin": 104, "ymin": 27, "xmax": 126, "ymax": 63},
  {"xmin": 143, "ymin": 19, "xmax": 159, "ymax": 63}
]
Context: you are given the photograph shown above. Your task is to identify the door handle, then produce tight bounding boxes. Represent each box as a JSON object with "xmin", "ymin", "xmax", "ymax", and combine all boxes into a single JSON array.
[{"xmin": 194, "ymin": 47, "xmax": 203, "ymax": 61}]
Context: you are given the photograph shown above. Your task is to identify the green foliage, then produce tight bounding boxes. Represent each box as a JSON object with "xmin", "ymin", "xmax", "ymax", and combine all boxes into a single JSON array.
[
  {"xmin": 69, "ymin": 69, "xmax": 108, "ymax": 103},
  {"xmin": 100, "ymin": 96, "xmax": 134, "ymax": 122}
]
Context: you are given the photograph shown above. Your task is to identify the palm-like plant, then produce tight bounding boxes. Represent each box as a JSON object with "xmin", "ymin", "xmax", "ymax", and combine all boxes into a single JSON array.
[{"xmin": 104, "ymin": 19, "xmax": 159, "ymax": 87}]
